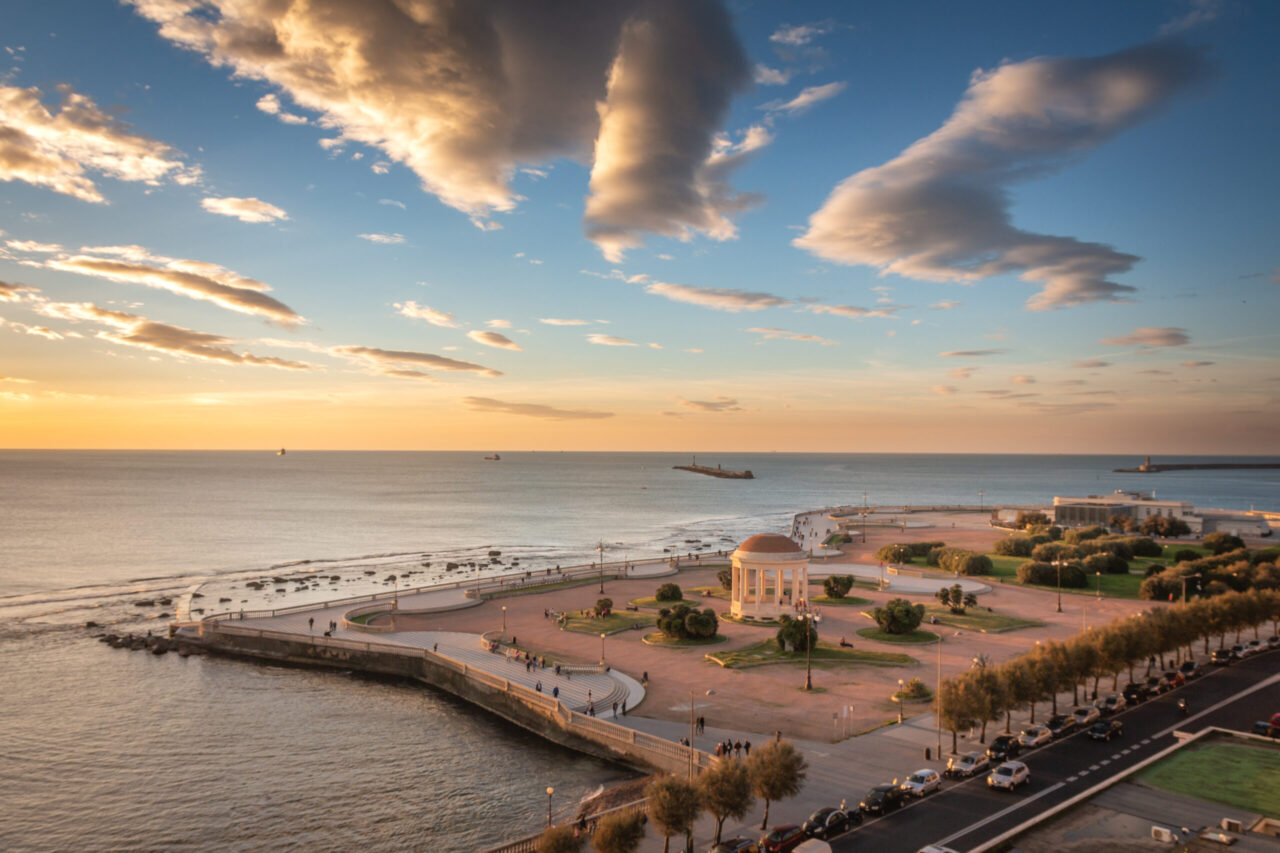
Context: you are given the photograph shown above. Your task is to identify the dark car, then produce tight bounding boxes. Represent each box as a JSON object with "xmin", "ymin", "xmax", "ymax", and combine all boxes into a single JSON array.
[
  {"xmin": 1089, "ymin": 719, "xmax": 1123, "ymax": 741},
  {"xmin": 759, "ymin": 824, "xmax": 806, "ymax": 853},
  {"xmin": 860, "ymin": 784, "xmax": 907, "ymax": 816},
  {"xmin": 1178, "ymin": 660, "xmax": 1201, "ymax": 680},
  {"xmin": 1123, "ymin": 681, "xmax": 1152, "ymax": 702},
  {"xmin": 1046, "ymin": 714, "xmax": 1078, "ymax": 738},
  {"xmin": 802, "ymin": 807, "xmax": 852, "ymax": 839},
  {"xmin": 1211, "ymin": 648, "xmax": 1236, "ymax": 665},
  {"xmin": 710, "ymin": 839, "xmax": 757, "ymax": 853},
  {"xmin": 986, "ymin": 735, "xmax": 1022, "ymax": 761},
  {"xmin": 1145, "ymin": 675, "xmax": 1170, "ymax": 695},
  {"xmin": 1163, "ymin": 670, "xmax": 1186, "ymax": 688},
  {"xmin": 1231, "ymin": 643, "xmax": 1247, "ymax": 659},
  {"xmin": 1267, "ymin": 636, "xmax": 1280, "ymax": 650}
]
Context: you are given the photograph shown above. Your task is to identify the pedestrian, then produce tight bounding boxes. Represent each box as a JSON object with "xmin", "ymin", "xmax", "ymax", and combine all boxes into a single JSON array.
[
  {"xmin": 621, "ymin": 699, "xmax": 627, "ymax": 716},
  {"xmin": 308, "ymin": 617, "xmax": 314, "ymax": 631},
  {"xmin": 553, "ymin": 686, "xmax": 559, "ymax": 699},
  {"xmin": 642, "ymin": 671, "xmax": 649, "ymax": 685},
  {"xmin": 697, "ymin": 715, "xmax": 705, "ymax": 734},
  {"xmin": 612, "ymin": 700, "xmax": 618, "ymax": 718},
  {"xmin": 587, "ymin": 689, "xmax": 592, "ymax": 704},
  {"xmin": 536, "ymin": 681, "xmax": 542, "ymax": 692},
  {"xmin": 734, "ymin": 740, "xmax": 742, "ymax": 758},
  {"xmin": 714, "ymin": 743, "xmax": 722, "ymax": 757},
  {"xmin": 589, "ymin": 703, "xmax": 595, "ymax": 717},
  {"xmin": 433, "ymin": 643, "xmax": 438, "ymax": 653},
  {"xmin": 744, "ymin": 740, "xmax": 751, "ymax": 757}
]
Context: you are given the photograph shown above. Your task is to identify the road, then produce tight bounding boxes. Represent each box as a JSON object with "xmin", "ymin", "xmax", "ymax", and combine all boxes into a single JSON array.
[{"xmin": 826, "ymin": 646, "xmax": 1280, "ymax": 853}]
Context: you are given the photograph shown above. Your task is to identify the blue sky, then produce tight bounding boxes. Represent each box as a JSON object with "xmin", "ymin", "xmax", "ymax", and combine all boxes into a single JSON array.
[{"xmin": 0, "ymin": 0, "xmax": 1276, "ymax": 451}]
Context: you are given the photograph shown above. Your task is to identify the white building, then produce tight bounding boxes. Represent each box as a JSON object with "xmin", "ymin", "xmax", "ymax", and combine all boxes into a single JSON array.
[
  {"xmin": 1053, "ymin": 490, "xmax": 1272, "ymax": 537},
  {"xmin": 729, "ymin": 533, "xmax": 809, "ymax": 620}
]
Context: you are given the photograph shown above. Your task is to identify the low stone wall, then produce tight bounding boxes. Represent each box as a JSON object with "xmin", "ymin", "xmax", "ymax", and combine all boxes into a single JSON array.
[{"xmin": 187, "ymin": 624, "xmax": 707, "ymax": 776}]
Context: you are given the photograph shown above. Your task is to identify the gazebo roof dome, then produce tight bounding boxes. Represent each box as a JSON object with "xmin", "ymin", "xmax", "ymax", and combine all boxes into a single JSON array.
[{"xmin": 736, "ymin": 533, "xmax": 803, "ymax": 554}]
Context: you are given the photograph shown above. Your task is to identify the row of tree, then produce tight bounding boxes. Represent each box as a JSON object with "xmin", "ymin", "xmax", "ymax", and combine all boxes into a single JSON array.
[
  {"xmin": 935, "ymin": 590, "xmax": 1280, "ymax": 750},
  {"xmin": 538, "ymin": 740, "xmax": 808, "ymax": 853},
  {"xmin": 1140, "ymin": 547, "xmax": 1280, "ymax": 601}
]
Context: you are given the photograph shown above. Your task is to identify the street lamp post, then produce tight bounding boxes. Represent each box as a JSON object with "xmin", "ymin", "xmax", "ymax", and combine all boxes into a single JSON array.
[
  {"xmin": 979, "ymin": 490, "xmax": 985, "ymax": 511},
  {"xmin": 936, "ymin": 634, "xmax": 943, "ymax": 758},
  {"xmin": 802, "ymin": 613, "xmax": 814, "ymax": 691},
  {"xmin": 600, "ymin": 632, "xmax": 607, "ymax": 665},
  {"xmin": 501, "ymin": 604, "xmax": 507, "ymax": 640},
  {"xmin": 1053, "ymin": 559, "xmax": 1064, "ymax": 613},
  {"xmin": 896, "ymin": 679, "xmax": 905, "ymax": 724},
  {"xmin": 1181, "ymin": 573, "xmax": 1202, "ymax": 604},
  {"xmin": 1095, "ymin": 571, "xmax": 1102, "ymax": 600},
  {"xmin": 598, "ymin": 539, "xmax": 605, "ymax": 593},
  {"xmin": 546, "ymin": 786, "xmax": 554, "ymax": 827}
]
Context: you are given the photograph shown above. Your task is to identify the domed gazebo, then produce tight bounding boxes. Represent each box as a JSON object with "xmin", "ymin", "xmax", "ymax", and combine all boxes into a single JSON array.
[{"xmin": 730, "ymin": 533, "xmax": 809, "ymax": 620}]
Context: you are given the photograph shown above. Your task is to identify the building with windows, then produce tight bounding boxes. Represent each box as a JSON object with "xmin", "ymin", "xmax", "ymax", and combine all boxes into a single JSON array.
[{"xmin": 1053, "ymin": 490, "xmax": 1272, "ymax": 537}]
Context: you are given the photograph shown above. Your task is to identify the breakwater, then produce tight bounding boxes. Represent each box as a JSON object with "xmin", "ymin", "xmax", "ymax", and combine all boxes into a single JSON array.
[
  {"xmin": 1113, "ymin": 463, "xmax": 1280, "ymax": 473},
  {"xmin": 673, "ymin": 464, "xmax": 755, "ymax": 480}
]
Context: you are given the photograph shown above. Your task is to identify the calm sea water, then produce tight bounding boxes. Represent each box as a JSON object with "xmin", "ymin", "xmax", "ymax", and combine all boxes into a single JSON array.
[{"xmin": 2, "ymin": 451, "xmax": 1277, "ymax": 852}]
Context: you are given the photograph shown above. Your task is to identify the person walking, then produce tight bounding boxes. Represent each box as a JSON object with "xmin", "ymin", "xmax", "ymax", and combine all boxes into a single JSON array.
[
  {"xmin": 743, "ymin": 740, "xmax": 751, "ymax": 757},
  {"xmin": 612, "ymin": 700, "xmax": 618, "ymax": 718},
  {"xmin": 621, "ymin": 699, "xmax": 627, "ymax": 716},
  {"xmin": 552, "ymin": 686, "xmax": 559, "ymax": 699},
  {"xmin": 734, "ymin": 740, "xmax": 742, "ymax": 758},
  {"xmin": 308, "ymin": 617, "xmax": 314, "ymax": 632}
]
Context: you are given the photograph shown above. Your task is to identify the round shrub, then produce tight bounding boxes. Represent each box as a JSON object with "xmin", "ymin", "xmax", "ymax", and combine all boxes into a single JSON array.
[
  {"xmin": 993, "ymin": 536, "xmax": 1033, "ymax": 557},
  {"xmin": 952, "ymin": 553, "xmax": 993, "ymax": 576},
  {"xmin": 1064, "ymin": 525, "xmax": 1108, "ymax": 544},
  {"xmin": 655, "ymin": 582, "xmax": 682, "ymax": 602},
  {"xmin": 776, "ymin": 615, "xmax": 816, "ymax": 651},
  {"xmin": 1172, "ymin": 549, "xmax": 1200, "ymax": 564},
  {"xmin": 1095, "ymin": 538, "xmax": 1135, "ymax": 561},
  {"xmin": 872, "ymin": 598, "xmax": 925, "ymax": 634},
  {"xmin": 1083, "ymin": 552, "xmax": 1129, "ymax": 575},
  {"xmin": 1016, "ymin": 560, "xmax": 1087, "ymax": 587},
  {"xmin": 1027, "ymin": 533, "xmax": 1052, "ymax": 547},
  {"xmin": 1203, "ymin": 532, "xmax": 1246, "ymax": 555},
  {"xmin": 876, "ymin": 544, "xmax": 913, "ymax": 563},
  {"xmin": 1031, "ymin": 542, "xmax": 1079, "ymax": 563},
  {"xmin": 822, "ymin": 575, "xmax": 854, "ymax": 599},
  {"xmin": 1128, "ymin": 537, "xmax": 1163, "ymax": 558}
]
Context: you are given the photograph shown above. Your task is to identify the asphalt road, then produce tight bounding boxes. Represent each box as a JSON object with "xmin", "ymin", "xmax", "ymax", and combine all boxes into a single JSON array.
[{"xmin": 825, "ymin": 646, "xmax": 1280, "ymax": 853}]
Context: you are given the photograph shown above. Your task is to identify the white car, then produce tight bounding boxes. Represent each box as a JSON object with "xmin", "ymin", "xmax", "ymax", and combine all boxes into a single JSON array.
[
  {"xmin": 1018, "ymin": 726, "xmax": 1052, "ymax": 748},
  {"xmin": 987, "ymin": 761, "xmax": 1030, "ymax": 791},
  {"xmin": 900, "ymin": 768, "xmax": 942, "ymax": 797},
  {"xmin": 1094, "ymin": 693, "xmax": 1127, "ymax": 715},
  {"xmin": 1071, "ymin": 706, "xmax": 1101, "ymax": 726}
]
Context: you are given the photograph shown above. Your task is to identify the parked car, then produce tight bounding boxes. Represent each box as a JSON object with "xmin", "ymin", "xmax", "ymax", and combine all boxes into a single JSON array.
[
  {"xmin": 1072, "ymin": 706, "xmax": 1101, "ymax": 726},
  {"xmin": 1095, "ymin": 693, "xmax": 1127, "ymax": 715},
  {"xmin": 943, "ymin": 752, "xmax": 989, "ymax": 779},
  {"xmin": 710, "ymin": 839, "xmax": 757, "ymax": 853},
  {"xmin": 1089, "ymin": 719, "xmax": 1124, "ymax": 741},
  {"xmin": 860, "ymin": 784, "xmax": 907, "ymax": 815},
  {"xmin": 1178, "ymin": 660, "xmax": 1201, "ymax": 680},
  {"xmin": 759, "ymin": 824, "xmax": 807, "ymax": 853},
  {"xmin": 1246, "ymin": 639, "xmax": 1264, "ymax": 656},
  {"xmin": 1267, "ymin": 636, "xmax": 1279, "ymax": 650},
  {"xmin": 1211, "ymin": 648, "xmax": 1235, "ymax": 665},
  {"xmin": 1123, "ymin": 681, "xmax": 1152, "ymax": 702},
  {"xmin": 801, "ymin": 808, "xmax": 852, "ymax": 840},
  {"xmin": 1163, "ymin": 670, "xmax": 1186, "ymax": 688},
  {"xmin": 1018, "ymin": 726, "xmax": 1052, "ymax": 748},
  {"xmin": 986, "ymin": 761, "xmax": 1030, "ymax": 791},
  {"xmin": 1046, "ymin": 715, "xmax": 1078, "ymax": 739},
  {"xmin": 1145, "ymin": 675, "xmax": 1170, "ymax": 695},
  {"xmin": 900, "ymin": 769, "xmax": 942, "ymax": 798},
  {"xmin": 1231, "ymin": 643, "xmax": 1247, "ymax": 659},
  {"xmin": 986, "ymin": 735, "xmax": 1021, "ymax": 761}
]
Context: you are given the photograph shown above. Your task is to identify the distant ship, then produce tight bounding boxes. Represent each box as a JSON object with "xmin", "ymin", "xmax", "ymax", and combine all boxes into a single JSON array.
[
  {"xmin": 484, "ymin": 453, "xmax": 501, "ymax": 461},
  {"xmin": 277, "ymin": 448, "xmax": 286, "ymax": 456}
]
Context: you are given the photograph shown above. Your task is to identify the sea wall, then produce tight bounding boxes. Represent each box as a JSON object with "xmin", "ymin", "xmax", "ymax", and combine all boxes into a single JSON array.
[{"xmin": 186, "ymin": 625, "xmax": 703, "ymax": 776}]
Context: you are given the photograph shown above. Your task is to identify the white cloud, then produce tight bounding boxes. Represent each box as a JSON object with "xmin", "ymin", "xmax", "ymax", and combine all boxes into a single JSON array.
[
  {"xmin": 766, "ymin": 82, "xmax": 846, "ymax": 115},
  {"xmin": 394, "ymin": 301, "xmax": 458, "ymax": 328},
  {"xmin": 939, "ymin": 349, "xmax": 1005, "ymax": 358},
  {"xmin": 1160, "ymin": 0, "xmax": 1222, "ymax": 35},
  {"xmin": 128, "ymin": 0, "xmax": 753, "ymax": 261},
  {"xmin": 1011, "ymin": 375, "xmax": 1036, "ymax": 384},
  {"xmin": 1181, "ymin": 360, "xmax": 1215, "ymax": 368},
  {"xmin": 930, "ymin": 300, "xmax": 962, "ymax": 310},
  {"xmin": 467, "ymin": 330, "xmax": 522, "ymax": 351},
  {"xmin": 1100, "ymin": 327, "xmax": 1190, "ymax": 347},
  {"xmin": 333, "ymin": 345, "xmax": 500, "ymax": 378},
  {"xmin": 643, "ymin": 281, "xmax": 790, "ymax": 312},
  {"xmin": 794, "ymin": 42, "xmax": 1207, "ymax": 310},
  {"xmin": 754, "ymin": 65, "xmax": 792, "ymax": 86},
  {"xmin": 747, "ymin": 327, "xmax": 837, "ymax": 345},
  {"xmin": 949, "ymin": 366, "xmax": 977, "ymax": 379},
  {"xmin": 378, "ymin": 198, "xmax": 406, "ymax": 209},
  {"xmin": 0, "ymin": 83, "xmax": 199, "ymax": 202},
  {"xmin": 586, "ymin": 333, "xmax": 638, "ymax": 347},
  {"xmin": 932, "ymin": 385, "xmax": 957, "ymax": 395},
  {"xmin": 5, "ymin": 239, "xmax": 62, "ymax": 253},
  {"xmin": 463, "ymin": 396, "xmax": 613, "ymax": 420},
  {"xmin": 254, "ymin": 93, "xmax": 308, "ymax": 125},
  {"xmin": 769, "ymin": 22, "xmax": 834, "ymax": 47},
  {"xmin": 201, "ymin": 196, "xmax": 288, "ymax": 224},
  {"xmin": 539, "ymin": 318, "xmax": 590, "ymax": 326},
  {"xmin": 804, "ymin": 303, "xmax": 899, "ymax": 319},
  {"xmin": 0, "ymin": 279, "xmax": 40, "ymax": 301},
  {"xmin": 358, "ymin": 232, "xmax": 404, "ymax": 245},
  {"xmin": 485, "ymin": 319, "xmax": 511, "ymax": 329}
]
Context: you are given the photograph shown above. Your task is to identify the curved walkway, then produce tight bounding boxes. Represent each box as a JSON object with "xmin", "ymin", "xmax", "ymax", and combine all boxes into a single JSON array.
[{"xmin": 808, "ymin": 562, "xmax": 990, "ymax": 594}]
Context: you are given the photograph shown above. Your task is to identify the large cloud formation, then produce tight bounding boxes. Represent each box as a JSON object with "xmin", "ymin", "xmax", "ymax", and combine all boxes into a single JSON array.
[
  {"xmin": 795, "ymin": 41, "xmax": 1206, "ymax": 310},
  {"xmin": 127, "ymin": 0, "xmax": 752, "ymax": 259},
  {"xmin": 0, "ymin": 84, "xmax": 199, "ymax": 202}
]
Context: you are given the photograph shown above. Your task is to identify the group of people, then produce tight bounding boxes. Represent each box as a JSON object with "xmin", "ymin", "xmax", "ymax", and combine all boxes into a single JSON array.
[
  {"xmin": 713, "ymin": 739, "xmax": 750, "ymax": 759},
  {"xmin": 307, "ymin": 617, "xmax": 338, "ymax": 635}
]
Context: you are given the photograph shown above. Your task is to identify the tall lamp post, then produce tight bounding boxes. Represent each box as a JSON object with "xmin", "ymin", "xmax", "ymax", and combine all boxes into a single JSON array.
[
  {"xmin": 501, "ymin": 604, "xmax": 507, "ymax": 640},
  {"xmin": 1181, "ymin": 573, "xmax": 1202, "ymax": 604},
  {"xmin": 600, "ymin": 632, "xmax": 607, "ymax": 665},
  {"xmin": 597, "ymin": 539, "xmax": 605, "ymax": 593},
  {"xmin": 936, "ymin": 630, "xmax": 960, "ymax": 758},
  {"xmin": 546, "ymin": 786, "xmax": 554, "ymax": 827},
  {"xmin": 801, "ymin": 612, "xmax": 815, "ymax": 691},
  {"xmin": 1052, "ymin": 559, "xmax": 1064, "ymax": 613},
  {"xmin": 1095, "ymin": 571, "xmax": 1102, "ymax": 600}
]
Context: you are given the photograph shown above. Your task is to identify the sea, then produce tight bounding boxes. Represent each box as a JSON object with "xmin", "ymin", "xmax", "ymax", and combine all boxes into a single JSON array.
[{"xmin": 2, "ymin": 451, "xmax": 1277, "ymax": 852}]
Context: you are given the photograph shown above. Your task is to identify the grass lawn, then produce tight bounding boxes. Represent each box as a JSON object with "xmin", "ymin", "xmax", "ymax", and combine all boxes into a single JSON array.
[
  {"xmin": 706, "ymin": 639, "xmax": 913, "ymax": 669},
  {"xmin": 561, "ymin": 612, "xmax": 655, "ymax": 635},
  {"xmin": 628, "ymin": 595, "xmax": 694, "ymax": 609},
  {"xmin": 857, "ymin": 627, "xmax": 938, "ymax": 644},
  {"xmin": 812, "ymin": 595, "xmax": 872, "ymax": 606},
  {"xmin": 348, "ymin": 611, "xmax": 380, "ymax": 624},
  {"xmin": 1137, "ymin": 742, "xmax": 1280, "ymax": 817},
  {"xmin": 642, "ymin": 632, "xmax": 727, "ymax": 647},
  {"xmin": 689, "ymin": 586, "xmax": 731, "ymax": 600},
  {"xmin": 923, "ymin": 604, "xmax": 1042, "ymax": 632},
  {"xmin": 483, "ymin": 577, "xmax": 603, "ymax": 599},
  {"xmin": 981, "ymin": 552, "xmax": 1145, "ymax": 599}
]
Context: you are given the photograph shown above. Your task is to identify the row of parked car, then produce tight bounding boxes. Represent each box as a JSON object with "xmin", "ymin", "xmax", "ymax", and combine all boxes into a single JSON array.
[{"xmin": 710, "ymin": 639, "xmax": 1279, "ymax": 853}]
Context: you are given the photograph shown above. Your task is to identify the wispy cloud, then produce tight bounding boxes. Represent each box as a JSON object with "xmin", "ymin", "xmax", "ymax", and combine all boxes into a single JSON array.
[
  {"xmin": 949, "ymin": 366, "xmax": 977, "ymax": 379},
  {"xmin": 769, "ymin": 22, "xmax": 834, "ymax": 47},
  {"xmin": 678, "ymin": 395, "xmax": 741, "ymax": 412},
  {"xmin": 0, "ymin": 279, "xmax": 41, "ymax": 302},
  {"xmin": 358, "ymin": 232, "xmax": 405, "ymax": 245},
  {"xmin": 1181, "ymin": 360, "xmax": 1215, "ymax": 368},
  {"xmin": 795, "ymin": 42, "xmax": 1207, "ymax": 310},
  {"xmin": 805, "ymin": 303, "xmax": 899, "ymax": 319},
  {"xmin": 378, "ymin": 198, "xmax": 406, "ymax": 209},
  {"xmin": 1100, "ymin": 327, "xmax": 1190, "ymax": 347},
  {"xmin": 0, "ymin": 83, "xmax": 200, "ymax": 203},
  {"xmin": 5, "ymin": 239, "xmax": 62, "ymax": 254},
  {"xmin": 747, "ymin": 327, "xmax": 837, "ymax": 345},
  {"xmin": 1159, "ymin": 0, "xmax": 1222, "ymax": 36},
  {"xmin": 930, "ymin": 300, "xmax": 962, "ymax": 310},
  {"xmin": 466, "ymin": 330, "xmax": 522, "ymax": 351},
  {"xmin": 1073, "ymin": 359, "xmax": 1111, "ymax": 368},
  {"xmin": 485, "ymin": 319, "xmax": 511, "ymax": 329},
  {"xmin": 394, "ymin": 301, "xmax": 458, "ymax": 328},
  {"xmin": 539, "ymin": 318, "xmax": 590, "ymax": 326},
  {"xmin": 586, "ymin": 333, "xmax": 638, "ymax": 347},
  {"xmin": 332, "ymin": 345, "xmax": 501, "ymax": 378},
  {"xmin": 644, "ymin": 281, "xmax": 790, "ymax": 312},
  {"xmin": 255, "ymin": 93, "xmax": 308, "ymax": 125},
  {"xmin": 463, "ymin": 396, "xmax": 613, "ymax": 420},
  {"xmin": 932, "ymin": 385, "xmax": 957, "ymax": 395},
  {"xmin": 201, "ymin": 196, "xmax": 288, "ymax": 224},
  {"xmin": 938, "ymin": 349, "xmax": 1005, "ymax": 358},
  {"xmin": 1011, "ymin": 375, "xmax": 1036, "ymax": 384},
  {"xmin": 765, "ymin": 82, "xmax": 846, "ymax": 115},
  {"xmin": 754, "ymin": 65, "xmax": 793, "ymax": 86}
]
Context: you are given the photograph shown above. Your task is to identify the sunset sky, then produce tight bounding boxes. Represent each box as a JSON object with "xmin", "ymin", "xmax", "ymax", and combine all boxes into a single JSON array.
[{"xmin": 1, "ymin": 0, "xmax": 1276, "ymax": 452}]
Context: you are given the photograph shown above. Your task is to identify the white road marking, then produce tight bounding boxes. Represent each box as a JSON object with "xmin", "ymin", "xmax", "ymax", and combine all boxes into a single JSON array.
[
  {"xmin": 1089, "ymin": 764, "xmax": 1099, "ymax": 771},
  {"xmin": 930, "ymin": 783, "xmax": 1066, "ymax": 847}
]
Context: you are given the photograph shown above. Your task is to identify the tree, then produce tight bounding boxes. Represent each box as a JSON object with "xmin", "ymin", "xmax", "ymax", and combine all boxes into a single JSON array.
[
  {"xmin": 746, "ymin": 739, "xmax": 807, "ymax": 829},
  {"xmin": 592, "ymin": 812, "xmax": 646, "ymax": 853},
  {"xmin": 776, "ymin": 615, "xmax": 816, "ymax": 652},
  {"xmin": 993, "ymin": 536, "xmax": 1033, "ymax": 557},
  {"xmin": 657, "ymin": 603, "xmax": 717, "ymax": 640},
  {"xmin": 537, "ymin": 825, "xmax": 584, "ymax": 853},
  {"xmin": 872, "ymin": 598, "xmax": 924, "ymax": 634},
  {"xmin": 596, "ymin": 598, "xmax": 614, "ymax": 616},
  {"xmin": 645, "ymin": 775, "xmax": 699, "ymax": 853},
  {"xmin": 935, "ymin": 678, "xmax": 977, "ymax": 754},
  {"xmin": 697, "ymin": 759, "xmax": 753, "ymax": 845},
  {"xmin": 1015, "ymin": 510, "xmax": 1051, "ymax": 529},
  {"xmin": 935, "ymin": 584, "xmax": 976, "ymax": 614},
  {"xmin": 822, "ymin": 575, "xmax": 854, "ymax": 599},
  {"xmin": 1203, "ymin": 532, "xmax": 1246, "ymax": 555},
  {"xmin": 1139, "ymin": 515, "xmax": 1191, "ymax": 538},
  {"xmin": 716, "ymin": 568, "xmax": 732, "ymax": 590},
  {"xmin": 875, "ymin": 544, "xmax": 913, "ymax": 563},
  {"xmin": 656, "ymin": 583, "xmax": 682, "ymax": 602},
  {"xmin": 1083, "ymin": 552, "xmax": 1128, "ymax": 575}
]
